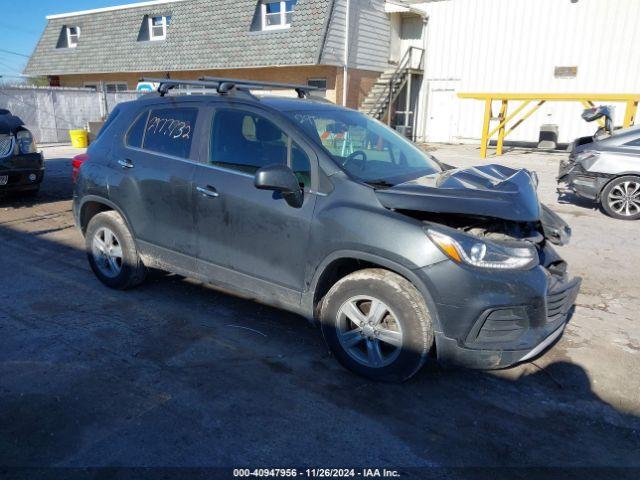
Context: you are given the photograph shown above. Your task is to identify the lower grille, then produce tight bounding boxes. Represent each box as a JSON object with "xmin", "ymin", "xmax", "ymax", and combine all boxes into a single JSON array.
[{"xmin": 0, "ymin": 134, "xmax": 13, "ymax": 158}]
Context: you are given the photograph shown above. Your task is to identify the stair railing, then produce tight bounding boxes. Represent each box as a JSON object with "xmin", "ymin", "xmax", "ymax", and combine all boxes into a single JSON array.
[{"xmin": 365, "ymin": 46, "xmax": 424, "ymax": 120}]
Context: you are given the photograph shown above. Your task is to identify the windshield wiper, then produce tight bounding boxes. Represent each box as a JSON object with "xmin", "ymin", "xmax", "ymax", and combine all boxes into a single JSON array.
[{"xmin": 365, "ymin": 179, "xmax": 396, "ymax": 189}]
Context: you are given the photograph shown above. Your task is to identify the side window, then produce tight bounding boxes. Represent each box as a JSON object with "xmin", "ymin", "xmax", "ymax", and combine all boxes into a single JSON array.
[
  {"xmin": 125, "ymin": 110, "xmax": 148, "ymax": 148},
  {"xmin": 210, "ymin": 109, "xmax": 287, "ymax": 173},
  {"xmin": 210, "ymin": 109, "xmax": 312, "ymax": 188},
  {"xmin": 142, "ymin": 107, "xmax": 198, "ymax": 158}
]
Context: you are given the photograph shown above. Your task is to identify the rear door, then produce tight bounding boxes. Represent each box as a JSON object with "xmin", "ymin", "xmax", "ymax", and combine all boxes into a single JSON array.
[
  {"xmin": 192, "ymin": 103, "xmax": 318, "ymax": 305},
  {"xmin": 109, "ymin": 102, "xmax": 202, "ymax": 271}
]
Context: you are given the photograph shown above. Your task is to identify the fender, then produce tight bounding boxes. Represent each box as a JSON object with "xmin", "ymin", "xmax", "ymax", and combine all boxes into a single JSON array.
[
  {"xmin": 303, "ymin": 249, "xmax": 443, "ymax": 333},
  {"xmin": 75, "ymin": 194, "xmax": 135, "ymax": 236}
]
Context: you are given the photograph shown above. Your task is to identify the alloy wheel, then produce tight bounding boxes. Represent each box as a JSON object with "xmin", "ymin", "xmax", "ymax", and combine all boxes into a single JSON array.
[
  {"xmin": 607, "ymin": 181, "xmax": 640, "ymax": 217},
  {"xmin": 336, "ymin": 295, "xmax": 403, "ymax": 368},
  {"xmin": 91, "ymin": 227, "xmax": 123, "ymax": 278}
]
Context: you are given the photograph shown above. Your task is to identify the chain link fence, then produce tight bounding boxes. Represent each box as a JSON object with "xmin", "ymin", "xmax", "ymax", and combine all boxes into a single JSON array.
[{"xmin": 0, "ymin": 85, "xmax": 143, "ymax": 144}]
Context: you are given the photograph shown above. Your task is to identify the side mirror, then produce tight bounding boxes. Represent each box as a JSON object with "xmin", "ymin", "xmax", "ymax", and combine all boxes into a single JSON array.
[{"xmin": 254, "ymin": 164, "xmax": 303, "ymax": 208}]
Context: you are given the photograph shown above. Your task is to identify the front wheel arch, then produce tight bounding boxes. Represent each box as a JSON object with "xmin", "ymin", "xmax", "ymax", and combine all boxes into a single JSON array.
[{"xmin": 307, "ymin": 251, "xmax": 442, "ymax": 334}]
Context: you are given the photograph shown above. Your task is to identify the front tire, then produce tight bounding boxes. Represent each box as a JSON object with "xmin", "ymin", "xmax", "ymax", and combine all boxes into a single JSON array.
[
  {"xmin": 85, "ymin": 211, "xmax": 147, "ymax": 289},
  {"xmin": 319, "ymin": 269, "xmax": 434, "ymax": 382},
  {"xmin": 600, "ymin": 175, "xmax": 640, "ymax": 220}
]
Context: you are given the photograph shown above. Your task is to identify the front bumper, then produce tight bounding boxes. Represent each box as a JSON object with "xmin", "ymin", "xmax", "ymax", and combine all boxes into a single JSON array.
[
  {"xmin": 0, "ymin": 168, "xmax": 45, "ymax": 192},
  {"xmin": 0, "ymin": 152, "xmax": 45, "ymax": 192},
  {"xmin": 415, "ymin": 249, "xmax": 581, "ymax": 370},
  {"xmin": 557, "ymin": 158, "xmax": 608, "ymax": 200}
]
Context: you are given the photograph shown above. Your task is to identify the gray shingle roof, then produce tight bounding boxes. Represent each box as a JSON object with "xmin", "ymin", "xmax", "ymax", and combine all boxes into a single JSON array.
[{"xmin": 24, "ymin": 0, "xmax": 332, "ymax": 76}]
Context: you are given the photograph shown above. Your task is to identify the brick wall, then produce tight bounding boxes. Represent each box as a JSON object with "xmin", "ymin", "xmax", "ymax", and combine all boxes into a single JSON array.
[
  {"xmin": 56, "ymin": 65, "xmax": 383, "ymax": 109},
  {"xmin": 57, "ymin": 66, "xmax": 341, "ymax": 104},
  {"xmin": 336, "ymin": 68, "xmax": 382, "ymax": 109}
]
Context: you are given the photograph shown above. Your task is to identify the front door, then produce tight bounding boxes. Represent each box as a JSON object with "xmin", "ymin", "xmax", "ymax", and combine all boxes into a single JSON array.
[
  {"xmin": 110, "ymin": 104, "xmax": 201, "ymax": 269},
  {"xmin": 193, "ymin": 105, "xmax": 317, "ymax": 304}
]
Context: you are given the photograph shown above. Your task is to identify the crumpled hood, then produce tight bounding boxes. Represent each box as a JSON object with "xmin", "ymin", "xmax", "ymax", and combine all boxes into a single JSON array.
[{"xmin": 375, "ymin": 164, "xmax": 542, "ymax": 222}]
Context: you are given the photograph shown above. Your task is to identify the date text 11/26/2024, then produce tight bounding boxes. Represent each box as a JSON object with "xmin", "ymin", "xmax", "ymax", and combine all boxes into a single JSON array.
[{"xmin": 233, "ymin": 468, "xmax": 401, "ymax": 478}]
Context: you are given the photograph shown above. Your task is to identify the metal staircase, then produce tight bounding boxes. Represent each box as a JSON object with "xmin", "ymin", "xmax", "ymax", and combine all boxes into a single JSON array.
[{"xmin": 359, "ymin": 47, "xmax": 424, "ymax": 123}]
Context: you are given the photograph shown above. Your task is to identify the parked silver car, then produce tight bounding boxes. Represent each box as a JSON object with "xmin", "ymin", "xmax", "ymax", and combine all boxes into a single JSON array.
[{"xmin": 558, "ymin": 107, "xmax": 640, "ymax": 220}]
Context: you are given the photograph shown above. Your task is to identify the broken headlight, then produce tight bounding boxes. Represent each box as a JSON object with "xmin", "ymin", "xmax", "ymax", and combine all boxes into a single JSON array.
[
  {"xmin": 16, "ymin": 130, "xmax": 36, "ymax": 154},
  {"xmin": 427, "ymin": 228, "xmax": 538, "ymax": 270}
]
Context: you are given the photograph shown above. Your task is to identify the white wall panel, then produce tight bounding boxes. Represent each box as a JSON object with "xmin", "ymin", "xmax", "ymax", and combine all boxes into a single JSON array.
[{"xmin": 412, "ymin": 0, "xmax": 640, "ymax": 144}]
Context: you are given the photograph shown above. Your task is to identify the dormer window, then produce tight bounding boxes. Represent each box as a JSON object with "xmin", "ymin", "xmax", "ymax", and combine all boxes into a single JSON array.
[
  {"xmin": 261, "ymin": 0, "xmax": 297, "ymax": 31},
  {"xmin": 66, "ymin": 26, "xmax": 80, "ymax": 48},
  {"xmin": 148, "ymin": 15, "xmax": 171, "ymax": 41}
]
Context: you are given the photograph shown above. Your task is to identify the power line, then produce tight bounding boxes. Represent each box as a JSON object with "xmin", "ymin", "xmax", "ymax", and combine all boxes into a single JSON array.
[
  {"xmin": 0, "ymin": 48, "xmax": 30, "ymax": 58},
  {"xmin": 0, "ymin": 59, "xmax": 23, "ymax": 73}
]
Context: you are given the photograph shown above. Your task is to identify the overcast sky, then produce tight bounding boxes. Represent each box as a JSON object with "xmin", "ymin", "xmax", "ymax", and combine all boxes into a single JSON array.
[{"xmin": 0, "ymin": 0, "xmax": 130, "ymax": 79}]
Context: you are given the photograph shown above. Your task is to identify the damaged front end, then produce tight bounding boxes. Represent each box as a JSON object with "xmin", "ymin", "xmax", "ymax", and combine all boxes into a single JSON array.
[
  {"xmin": 558, "ymin": 150, "xmax": 611, "ymax": 201},
  {"xmin": 376, "ymin": 163, "xmax": 572, "ymax": 247},
  {"xmin": 375, "ymin": 164, "xmax": 581, "ymax": 368}
]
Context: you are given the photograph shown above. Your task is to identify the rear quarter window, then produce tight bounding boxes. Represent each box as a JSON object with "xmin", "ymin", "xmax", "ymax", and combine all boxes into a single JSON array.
[
  {"xmin": 125, "ymin": 107, "xmax": 198, "ymax": 159},
  {"xmin": 144, "ymin": 107, "xmax": 198, "ymax": 158},
  {"xmin": 97, "ymin": 107, "xmax": 121, "ymax": 140},
  {"xmin": 125, "ymin": 110, "xmax": 149, "ymax": 148}
]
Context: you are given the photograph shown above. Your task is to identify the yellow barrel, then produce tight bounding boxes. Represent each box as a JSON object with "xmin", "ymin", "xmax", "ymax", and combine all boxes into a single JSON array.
[{"xmin": 69, "ymin": 129, "xmax": 89, "ymax": 148}]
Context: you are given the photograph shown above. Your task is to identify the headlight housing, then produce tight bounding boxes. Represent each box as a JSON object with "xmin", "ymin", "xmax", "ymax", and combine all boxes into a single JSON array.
[
  {"xmin": 16, "ymin": 130, "xmax": 36, "ymax": 154},
  {"xmin": 427, "ymin": 228, "xmax": 539, "ymax": 270}
]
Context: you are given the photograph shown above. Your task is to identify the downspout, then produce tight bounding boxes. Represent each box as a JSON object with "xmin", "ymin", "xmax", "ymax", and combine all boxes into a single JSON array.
[
  {"xmin": 342, "ymin": 0, "xmax": 350, "ymax": 107},
  {"xmin": 416, "ymin": 14, "xmax": 429, "ymax": 143}
]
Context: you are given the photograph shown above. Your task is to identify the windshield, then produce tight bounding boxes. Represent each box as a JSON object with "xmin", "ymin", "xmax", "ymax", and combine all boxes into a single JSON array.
[{"xmin": 283, "ymin": 109, "xmax": 442, "ymax": 186}]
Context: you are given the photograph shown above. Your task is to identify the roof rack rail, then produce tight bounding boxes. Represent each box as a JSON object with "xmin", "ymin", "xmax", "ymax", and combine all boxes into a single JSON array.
[
  {"xmin": 140, "ymin": 77, "xmax": 319, "ymax": 99},
  {"xmin": 139, "ymin": 78, "xmax": 226, "ymax": 97},
  {"xmin": 199, "ymin": 76, "xmax": 318, "ymax": 98}
]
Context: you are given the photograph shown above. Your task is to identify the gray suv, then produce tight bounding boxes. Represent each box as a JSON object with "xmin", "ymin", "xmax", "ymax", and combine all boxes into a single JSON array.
[{"xmin": 73, "ymin": 78, "xmax": 581, "ymax": 382}]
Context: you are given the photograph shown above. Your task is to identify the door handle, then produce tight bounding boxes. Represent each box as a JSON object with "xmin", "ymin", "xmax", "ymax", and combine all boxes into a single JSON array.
[
  {"xmin": 118, "ymin": 159, "xmax": 134, "ymax": 169},
  {"xmin": 197, "ymin": 186, "xmax": 219, "ymax": 198}
]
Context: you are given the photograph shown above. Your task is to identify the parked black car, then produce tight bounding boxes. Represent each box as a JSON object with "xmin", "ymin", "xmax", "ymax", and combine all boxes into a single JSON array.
[
  {"xmin": 0, "ymin": 109, "xmax": 44, "ymax": 196},
  {"xmin": 73, "ymin": 78, "xmax": 580, "ymax": 382}
]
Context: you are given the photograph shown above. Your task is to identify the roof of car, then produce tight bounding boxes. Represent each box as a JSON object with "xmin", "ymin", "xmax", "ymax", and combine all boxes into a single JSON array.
[
  {"xmin": 126, "ymin": 92, "xmax": 351, "ymax": 113},
  {"xmin": 258, "ymin": 96, "xmax": 347, "ymax": 112}
]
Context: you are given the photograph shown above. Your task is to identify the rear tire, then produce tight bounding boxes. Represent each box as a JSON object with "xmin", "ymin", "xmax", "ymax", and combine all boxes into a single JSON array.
[
  {"xmin": 85, "ymin": 211, "xmax": 147, "ymax": 289},
  {"xmin": 600, "ymin": 175, "xmax": 640, "ymax": 220},
  {"xmin": 319, "ymin": 268, "xmax": 434, "ymax": 382}
]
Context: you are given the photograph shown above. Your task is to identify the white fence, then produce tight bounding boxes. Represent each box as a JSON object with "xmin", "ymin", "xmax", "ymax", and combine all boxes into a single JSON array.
[{"xmin": 0, "ymin": 86, "xmax": 143, "ymax": 144}]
